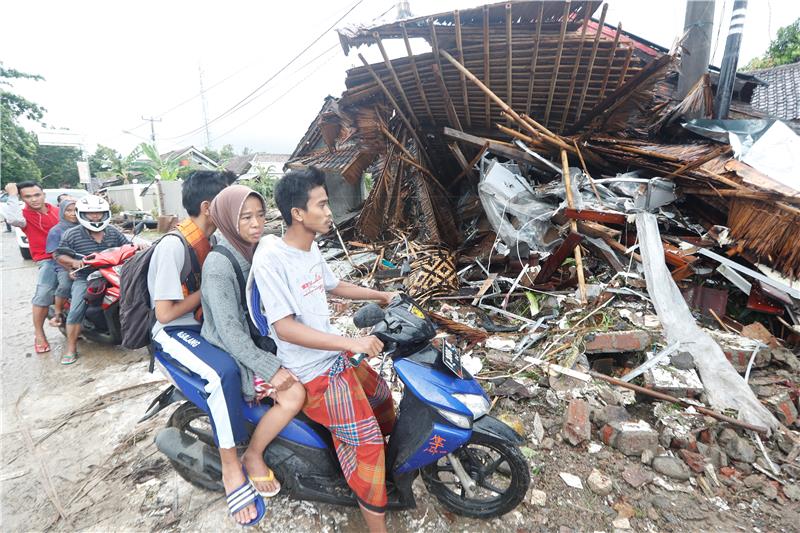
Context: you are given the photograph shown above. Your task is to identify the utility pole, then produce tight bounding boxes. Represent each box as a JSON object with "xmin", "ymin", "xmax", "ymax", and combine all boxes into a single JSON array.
[
  {"xmin": 198, "ymin": 65, "xmax": 212, "ymax": 149},
  {"xmin": 141, "ymin": 115, "xmax": 162, "ymax": 146},
  {"xmin": 677, "ymin": 0, "xmax": 716, "ymax": 99},
  {"xmin": 714, "ymin": 0, "xmax": 748, "ymax": 119}
]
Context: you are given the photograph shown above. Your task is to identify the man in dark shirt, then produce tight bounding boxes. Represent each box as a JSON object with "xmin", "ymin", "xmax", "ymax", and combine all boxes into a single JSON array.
[{"xmin": 55, "ymin": 195, "xmax": 131, "ymax": 364}]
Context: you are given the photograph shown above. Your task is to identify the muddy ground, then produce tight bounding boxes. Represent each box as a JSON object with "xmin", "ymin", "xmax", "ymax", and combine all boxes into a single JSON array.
[{"xmin": 2, "ymin": 229, "xmax": 798, "ymax": 532}]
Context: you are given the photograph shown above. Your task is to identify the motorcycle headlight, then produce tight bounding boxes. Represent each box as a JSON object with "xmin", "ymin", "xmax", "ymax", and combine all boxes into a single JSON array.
[
  {"xmin": 453, "ymin": 393, "xmax": 491, "ymax": 420},
  {"xmin": 435, "ymin": 407, "xmax": 472, "ymax": 429}
]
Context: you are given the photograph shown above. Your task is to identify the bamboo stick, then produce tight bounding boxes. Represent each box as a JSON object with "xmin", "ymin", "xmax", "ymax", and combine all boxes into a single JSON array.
[
  {"xmin": 572, "ymin": 139, "xmax": 602, "ymax": 203},
  {"xmin": 543, "ymin": 1, "xmax": 571, "ymax": 127},
  {"xmin": 562, "ymin": 148, "xmax": 587, "ymax": 304},
  {"xmin": 506, "ymin": 2, "xmax": 513, "ymax": 125},
  {"xmin": 432, "ymin": 63, "xmax": 463, "ymax": 131}
]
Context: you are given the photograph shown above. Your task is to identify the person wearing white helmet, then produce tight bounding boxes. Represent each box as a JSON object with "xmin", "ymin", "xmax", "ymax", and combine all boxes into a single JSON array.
[{"xmin": 54, "ymin": 195, "xmax": 135, "ymax": 364}]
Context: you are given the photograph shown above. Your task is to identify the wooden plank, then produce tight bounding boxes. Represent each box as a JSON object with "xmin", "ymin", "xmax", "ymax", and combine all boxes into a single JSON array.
[
  {"xmin": 372, "ymin": 32, "xmax": 419, "ymax": 129},
  {"xmin": 525, "ymin": 2, "xmax": 545, "ymax": 116},
  {"xmin": 401, "ymin": 23, "xmax": 435, "ymax": 124},
  {"xmin": 534, "ymin": 232, "xmax": 584, "ymax": 284},
  {"xmin": 449, "ymin": 142, "xmax": 488, "ymax": 188},
  {"xmin": 575, "ymin": 3, "xmax": 608, "ymax": 124},
  {"xmin": 558, "ymin": 7, "xmax": 591, "ymax": 132},
  {"xmin": 483, "ymin": 5, "xmax": 491, "ymax": 127},
  {"xmin": 472, "ymin": 273, "xmax": 498, "ymax": 306},
  {"xmin": 454, "ymin": 10, "xmax": 470, "ymax": 128},
  {"xmin": 564, "ymin": 208, "xmax": 627, "ymax": 225},
  {"xmin": 616, "ymin": 45, "xmax": 634, "ymax": 90},
  {"xmin": 543, "ymin": 1, "xmax": 571, "ymax": 127},
  {"xmin": 562, "ymin": 149, "xmax": 588, "ymax": 304},
  {"xmin": 443, "ymin": 127, "xmax": 546, "ymax": 166}
]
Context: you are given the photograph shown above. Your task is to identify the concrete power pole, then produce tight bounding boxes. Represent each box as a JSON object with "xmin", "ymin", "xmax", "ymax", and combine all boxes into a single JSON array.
[
  {"xmin": 714, "ymin": 0, "xmax": 748, "ymax": 119},
  {"xmin": 141, "ymin": 115, "xmax": 162, "ymax": 147},
  {"xmin": 677, "ymin": 0, "xmax": 716, "ymax": 99}
]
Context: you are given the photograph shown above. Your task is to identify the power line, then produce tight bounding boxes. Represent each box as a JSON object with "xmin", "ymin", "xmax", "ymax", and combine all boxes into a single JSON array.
[
  {"xmin": 208, "ymin": 48, "xmax": 341, "ymax": 144},
  {"xmin": 165, "ymin": 0, "xmax": 365, "ymax": 141}
]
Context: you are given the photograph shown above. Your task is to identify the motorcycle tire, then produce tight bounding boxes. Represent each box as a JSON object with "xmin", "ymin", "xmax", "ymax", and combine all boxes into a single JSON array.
[
  {"xmin": 167, "ymin": 403, "xmax": 224, "ymax": 492},
  {"xmin": 421, "ymin": 431, "xmax": 530, "ymax": 519}
]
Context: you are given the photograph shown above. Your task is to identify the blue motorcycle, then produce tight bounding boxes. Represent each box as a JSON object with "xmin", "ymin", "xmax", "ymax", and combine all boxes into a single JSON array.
[{"xmin": 142, "ymin": 294, "xmax": 529, "ymax": 518}]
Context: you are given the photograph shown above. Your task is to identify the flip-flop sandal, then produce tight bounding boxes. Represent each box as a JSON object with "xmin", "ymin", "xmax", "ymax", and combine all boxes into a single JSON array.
[
  {"xmin": 226, "ymin": 475, "xmax": 265, "ymax": 527},
  {"xmin": 249, "ymin": 467, "xmax": 281, "ymax": 498},
  {"xmin": 60, "ymin": 352, "xmax": 78, "ymax": 365},
  {"xmin": 34, "ymin": 341, "xmax": 51, "ymax": 354}
]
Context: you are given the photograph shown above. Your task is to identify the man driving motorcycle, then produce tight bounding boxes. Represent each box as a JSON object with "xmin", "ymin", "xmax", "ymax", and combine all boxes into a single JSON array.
[{"xmin": 54, "ymin": 195, "xmax": 138, "ymax": 364}]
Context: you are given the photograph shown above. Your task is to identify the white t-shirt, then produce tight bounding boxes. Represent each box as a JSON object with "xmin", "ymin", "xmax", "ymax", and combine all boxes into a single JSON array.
[
  {"xmin": 147, "ymin": 235, "xmax": 201, "ymax": 336},
  {"xmin": 249, "ymin": 234, "xmax": 341, "ymax": 383}
]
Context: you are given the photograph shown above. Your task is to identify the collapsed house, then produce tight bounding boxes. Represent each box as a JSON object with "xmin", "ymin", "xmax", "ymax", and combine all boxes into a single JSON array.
[{"xmin": 289, "ymin": 0, "xmax": 800, "ymax": 472}]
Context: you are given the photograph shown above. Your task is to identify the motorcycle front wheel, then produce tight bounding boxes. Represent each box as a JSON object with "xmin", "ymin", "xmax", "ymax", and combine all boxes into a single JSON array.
[{"xmin": 421, "ymin": 431, "xmax": 530, "ymax": 519}]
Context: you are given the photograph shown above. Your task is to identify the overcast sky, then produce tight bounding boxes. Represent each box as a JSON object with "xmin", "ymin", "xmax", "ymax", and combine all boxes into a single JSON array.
[{"xmin": 3, "ymin": 0, "xmax": 798, "ymax": 158}]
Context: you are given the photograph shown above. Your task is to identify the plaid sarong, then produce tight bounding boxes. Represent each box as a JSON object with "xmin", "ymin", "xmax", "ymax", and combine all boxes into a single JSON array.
[{"xmin": 303, "ymin": 354, "xmax": 395, "ymax": 511}]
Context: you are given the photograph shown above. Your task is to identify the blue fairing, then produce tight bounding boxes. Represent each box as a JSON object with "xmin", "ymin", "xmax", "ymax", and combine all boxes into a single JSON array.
[
  {"xmin": 155, "ymin": 350, "xmax": 327, "ymax": 449},
  {"xmin": 395, "ymin": 422, "xmax": 471, "ymax": 474},
  {"xmin": 394, "ymin": 354, "xmax": 487, "ymax": 416}
]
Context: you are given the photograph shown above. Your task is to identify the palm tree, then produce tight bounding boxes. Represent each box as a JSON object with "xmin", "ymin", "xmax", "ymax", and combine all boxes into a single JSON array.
[{"xmin": 131, "ymin": 143, "xmax": 182, "ymax": 216}]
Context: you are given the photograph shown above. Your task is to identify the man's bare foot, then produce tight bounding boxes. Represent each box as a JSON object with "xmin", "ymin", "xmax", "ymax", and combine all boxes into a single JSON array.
[
  {"xmin": 222, "ymin": 463, "xmax": 257, "ymax": 524},
  {"xmin": 49, "ymin": 313, "xmax": 64, "ymax": 327},
  {"xmin": 242, "ymin": 450, "xmax": 281, "ymax": 495}
]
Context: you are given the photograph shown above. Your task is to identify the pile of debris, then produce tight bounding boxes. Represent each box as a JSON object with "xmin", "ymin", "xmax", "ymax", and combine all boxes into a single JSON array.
[{"xmin": 301, "ymin": 0, "xmax": 800, "ymax": 521}]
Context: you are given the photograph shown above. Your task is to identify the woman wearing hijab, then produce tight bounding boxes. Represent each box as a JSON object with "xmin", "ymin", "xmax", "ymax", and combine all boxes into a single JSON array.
[
  {"xmin": 45, "ymin": 198, "xmax": 78, "ymax": 326},
  {"xmin": 200, "ymin": 184, "xmax": 306, "ymax": 508}
]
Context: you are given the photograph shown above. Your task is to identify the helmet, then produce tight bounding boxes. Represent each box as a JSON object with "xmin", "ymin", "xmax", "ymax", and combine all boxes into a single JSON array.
[{"xmin": 76, "ymin": 195, "xmax": 111, "ymax": 232}]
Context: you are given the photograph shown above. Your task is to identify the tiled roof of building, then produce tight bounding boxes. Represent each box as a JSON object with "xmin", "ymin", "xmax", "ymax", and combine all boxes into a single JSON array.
[{"xmin": 750, "ymin": 62, "xmax": 800, "ymax": 122}]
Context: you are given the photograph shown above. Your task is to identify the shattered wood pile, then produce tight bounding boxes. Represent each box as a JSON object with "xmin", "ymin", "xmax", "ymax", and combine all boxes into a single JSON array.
[{"xmin": 303, "ymin": 0, "xmax": 800, "ymax": 509}]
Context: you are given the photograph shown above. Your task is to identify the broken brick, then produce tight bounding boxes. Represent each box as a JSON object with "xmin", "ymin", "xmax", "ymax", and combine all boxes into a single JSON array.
[
  {"xmin": 766, "ymin": 392, "xmax": 798, "ymax": 426},
  {"xmin": 584, "ymin": 330, "xmax": 651, "ymax": 353},
  {"xmin": 563, "ymin": 399, "xmax": 591, "ymax": 446},
  {"xmin": 601, "ymin": 420, "xmax": 658, "ymax": 457},
  {"xmin": 678, "ymin": 449, "xmax": 706, "ymax": 473}
]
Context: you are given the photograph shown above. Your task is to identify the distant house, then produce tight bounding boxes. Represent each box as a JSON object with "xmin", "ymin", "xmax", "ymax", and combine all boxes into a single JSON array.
[
  {"xmin": 160, "ymin": 146, "xmax": 219, "ymax": 170},
  {"xmin": 226, "ymin": 153, "xmax": 291, "ymax": 181},
  {"xmin": 749, "ymin": 62, "xmax": 800, "ymax": 134}
]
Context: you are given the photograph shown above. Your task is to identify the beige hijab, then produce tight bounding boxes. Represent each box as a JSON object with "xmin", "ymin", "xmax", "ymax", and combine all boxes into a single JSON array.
[{"xmin": 209, "ymin": 185, "xmax": 265, "ymax": 263}]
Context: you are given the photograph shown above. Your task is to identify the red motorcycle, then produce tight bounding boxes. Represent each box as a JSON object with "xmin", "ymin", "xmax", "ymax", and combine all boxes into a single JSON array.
[{"xmin": 52, "ymin": 242, "xmax": 140, "ymax": 345}]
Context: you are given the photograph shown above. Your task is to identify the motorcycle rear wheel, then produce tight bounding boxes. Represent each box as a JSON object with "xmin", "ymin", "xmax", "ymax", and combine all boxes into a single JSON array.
[
  {"xmin": 167, "ymin": 403, "xmax": 224, "ymax": 492},
  {"xmin": 421, "ymin": 431, "xmax": 530, "ymax": 519}
]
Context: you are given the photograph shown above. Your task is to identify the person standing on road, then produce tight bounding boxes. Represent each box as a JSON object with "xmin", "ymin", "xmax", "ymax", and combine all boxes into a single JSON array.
[
  {"xmin": 2, "ymin": 182, "xmax": 60, "ymax": 354},
  {"xmin": 54, "ymin": 195, "xmax": 131, "ymax": 364}
]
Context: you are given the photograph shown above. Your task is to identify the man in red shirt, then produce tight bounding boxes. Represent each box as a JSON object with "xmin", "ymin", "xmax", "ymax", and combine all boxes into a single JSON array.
[{"xmin": 3, "ymin": 181, "xmax": 61, "ymax": 353}]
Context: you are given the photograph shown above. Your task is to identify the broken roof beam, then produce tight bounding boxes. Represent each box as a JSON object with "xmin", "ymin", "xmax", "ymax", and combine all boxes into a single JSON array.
[
  {"xmin": 574, "ymin": 3, "xmax": 608, "ymax": 124},
  {"xmin": 543, "ymin": 1, "xmax": 571, "ymax": 127},
  {"xmin": 454, "ymin": 10, "xmax": 471, "ymax": 128},
  {"xmin": 357, "ymin": 53, "xmax": 432, "ymax": 169},
  {"xmin": 431, "ymin": 63, "xmax": 463, "ymax": 131},
  {"xmin": 483, "ymin": 4, "xmax": 491, "ymax": 128},
  {"xmin": 557, "ymin": 6, "xmax": 592, "ymax": 133},
  {"xmin": 525, "ymin": 2, "xmax": 545, "ymax": 116},
  {"xmin": 372, "ymin": 32, "xmax": 420, "ymax": 130},
  {"xmin": 505, "ymin": 2, "xmax": 513, "ymax": 126},
  {"xmin": 401, "ymin": 23, "xmax": 435, "ymax": 124},
  {"xmin": 597, "ymin": 22, "xmax": 622, "ymax": 100}
]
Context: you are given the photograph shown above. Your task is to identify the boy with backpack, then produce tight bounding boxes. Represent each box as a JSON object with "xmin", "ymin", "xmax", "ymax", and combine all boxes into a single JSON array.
[{"xmin": 121, "ymin": 171, "xmax": 265, "ymax": 525}]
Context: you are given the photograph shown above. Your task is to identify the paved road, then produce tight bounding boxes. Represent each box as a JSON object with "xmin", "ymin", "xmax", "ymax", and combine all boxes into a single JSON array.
[{"xmin": 1, "ymin": 230, "xmax": 525, "ymax": 532}]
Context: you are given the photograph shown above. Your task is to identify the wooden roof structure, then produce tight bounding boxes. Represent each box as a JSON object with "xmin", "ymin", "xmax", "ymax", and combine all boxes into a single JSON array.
[{"xmin": 338, "ymin": 1, "xmax": 652, "ymax": 137}]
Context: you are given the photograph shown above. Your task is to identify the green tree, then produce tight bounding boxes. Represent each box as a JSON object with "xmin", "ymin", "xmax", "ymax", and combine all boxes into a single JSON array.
[
  {"xmin": 743, "ymin": 19, "xmax": 800, "ymax": 70},
  {"xmin": 132, "ymin": 142, "xmax": 181, "ymax": 181},
  {"xmin": 0, "ymin": 64, "xmax": 45, "ymax": 185},
  {"xmin": 201, "ymin": 146, "xmax": 221, "ymax": 163},
  {"xmin": 90, "ymin": 144, "xmax": 140, "ymax": 183},
  {"xmin": 36, "ymin": 145, "xmax": 82, "ymax": 188}
]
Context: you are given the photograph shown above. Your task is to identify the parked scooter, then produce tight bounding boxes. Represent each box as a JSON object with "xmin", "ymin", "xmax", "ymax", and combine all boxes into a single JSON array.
[
  {"xmin": 50, "ymin": 222, "xmax": 145, "ymax": 345},
  {"xmin": 143, "ymin": 294, "xmax": 530, "ymax": 518}
]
